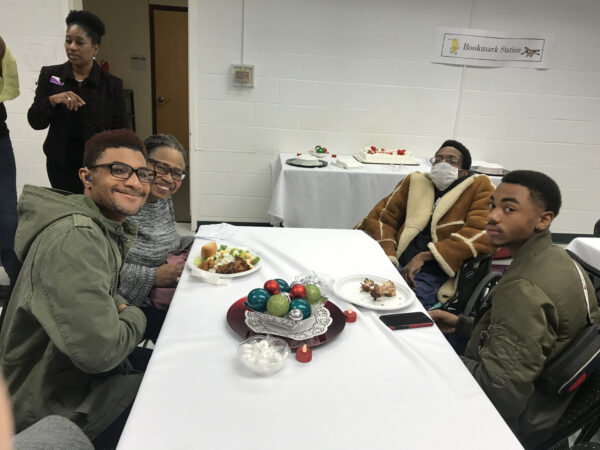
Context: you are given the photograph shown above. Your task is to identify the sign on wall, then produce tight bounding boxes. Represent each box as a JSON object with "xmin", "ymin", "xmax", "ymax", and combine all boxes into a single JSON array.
[{"xmin": 432, "ymin": 27, "xmax": 553, "ymax": 68}]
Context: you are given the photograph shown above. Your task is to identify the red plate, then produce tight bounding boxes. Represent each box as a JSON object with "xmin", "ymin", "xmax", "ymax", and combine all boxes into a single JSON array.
[{"xmin": 226, "ymin": 297, "xmax": 346, "ymax": 349}]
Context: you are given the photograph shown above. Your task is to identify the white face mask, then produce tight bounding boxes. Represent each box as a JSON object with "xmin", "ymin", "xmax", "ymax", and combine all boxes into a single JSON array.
[{"xmin": 430, "ymin": 162, "xmax": 459, "ymax": 191}]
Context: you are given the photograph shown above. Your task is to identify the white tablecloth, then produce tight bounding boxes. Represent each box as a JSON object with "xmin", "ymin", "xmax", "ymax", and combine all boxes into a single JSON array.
[
  {"xmin": 118, "ymin": 224, "xmax": 521, "ymax": 450},
  {"xmin": 268, "ymin": 153, "xmax": 430, "ymax": 228},
  {"xmin": 567, "ymin": 237, "xmax": 600, "ymax": 270},
  {"xmin": 268, "ymin": 153, "xmax": 501, "ymax": 229}
]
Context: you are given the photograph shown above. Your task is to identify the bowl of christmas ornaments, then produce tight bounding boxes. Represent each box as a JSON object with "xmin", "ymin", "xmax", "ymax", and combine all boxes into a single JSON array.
[{"xmin": 243, "ymin": 273, "xmax": 333, "ymax": 337}]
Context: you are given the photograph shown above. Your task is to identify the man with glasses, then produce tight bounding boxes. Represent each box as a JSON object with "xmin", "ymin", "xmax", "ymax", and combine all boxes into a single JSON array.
[
  {"xmin": 356, "ymin": 140, "xmax": 495, "ymax": 308},
  {"xmin": 0, "ymin": 129, "xmax": 152, "ymax": 447}
]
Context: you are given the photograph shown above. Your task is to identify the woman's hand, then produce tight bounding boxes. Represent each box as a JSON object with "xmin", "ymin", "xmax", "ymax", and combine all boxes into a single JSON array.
[
  {"xmin": 49, "ymin": 91, "xmax": 86, "ymax": 111},
  {"xmin": 428, "ymin": 309, "xmax": 459, "ymax": 334},
  {"xmin": 155, "ymin": 263, "xmax": 184, "ymax": 287}
]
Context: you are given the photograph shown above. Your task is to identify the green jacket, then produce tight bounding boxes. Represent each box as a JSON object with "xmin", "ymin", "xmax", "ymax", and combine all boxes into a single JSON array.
[
  {"xmin": 457, "ymin": 231, "xmax": 600, "ymax": 447},
  {"xmin": 0, "ymin": 185, "xmax": 146, "ymax": 439}
]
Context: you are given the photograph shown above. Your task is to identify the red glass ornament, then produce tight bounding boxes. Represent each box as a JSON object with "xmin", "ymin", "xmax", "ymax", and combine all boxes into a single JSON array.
[
  {"xmin": 289, "ymin": 284, "xmax": 306, "ymax": 299},
  {"xmin": 296, "ymin": 344, "xmax": 312, "ymax": 363},
  {"xmin": 263, "ymin": 280, "xmax": 280, "ymax": 295}
]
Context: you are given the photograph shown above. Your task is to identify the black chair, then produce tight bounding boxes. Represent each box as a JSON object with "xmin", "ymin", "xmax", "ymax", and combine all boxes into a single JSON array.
[
  {"xmin": 573, "ymin": 444, "xmax": 600, "ymax": 450},
  {"xmin": 533, "ymin": 368, "xmax": 600, "ymax": 450},
  {"xmin": 441, "ymin": 253, "xmax": 495, "ymax": 315}
]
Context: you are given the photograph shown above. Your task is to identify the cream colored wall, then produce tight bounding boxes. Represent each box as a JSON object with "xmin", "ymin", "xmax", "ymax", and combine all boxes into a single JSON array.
[{"xmin": 82, "ymin": 0, "xmax": 187, "ymax": 140}]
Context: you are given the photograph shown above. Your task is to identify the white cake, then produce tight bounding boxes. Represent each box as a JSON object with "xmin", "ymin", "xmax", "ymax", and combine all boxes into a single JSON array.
[
  {"xmin": 293, "ymin": 153, "xmax": 321, "ymax": 167},
  {"xmin": 354, "ymin": 146, "xmax": 417, "ymax": 165}
]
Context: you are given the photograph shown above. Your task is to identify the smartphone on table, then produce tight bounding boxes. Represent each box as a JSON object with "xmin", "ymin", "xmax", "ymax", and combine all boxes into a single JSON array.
[{"xmin": 379, "ymin": 312, "xmax": 433, "ymax": 330}]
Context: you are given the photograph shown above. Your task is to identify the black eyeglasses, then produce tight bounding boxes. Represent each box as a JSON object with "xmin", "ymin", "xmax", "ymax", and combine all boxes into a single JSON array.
[
  {"xmin": 88, "ymin": 163, "xmax": 156, "ymax": 183},
  {"xmin": 150, "ymin": 159, "xmax": 186, "ymax": 181},
  {"xmin": 430, "ymin": 156, "xmax": 461, "ymax": 166}
]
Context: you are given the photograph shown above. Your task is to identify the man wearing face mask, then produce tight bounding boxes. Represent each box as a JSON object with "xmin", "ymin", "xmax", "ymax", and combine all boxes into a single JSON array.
[{"xmin": 356, "ymin": 140, "xmax": 495, "ymax": 308}]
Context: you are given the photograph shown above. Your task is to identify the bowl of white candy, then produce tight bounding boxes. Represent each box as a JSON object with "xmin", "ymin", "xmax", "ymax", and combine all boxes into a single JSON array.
[{"xmin": 237, "ymin": 335, "xmax": 290, "ymax": 376}]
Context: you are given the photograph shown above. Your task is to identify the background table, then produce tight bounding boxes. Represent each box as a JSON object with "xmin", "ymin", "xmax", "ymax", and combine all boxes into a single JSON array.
[
  {"xmin": 567, "ymin": 237, "xmax": 600, "ymax": 298},
  {"xmin": 268, "ymin": 153, "xmax": 501, "ymax": 229},
  {"xmin": 567, "ymin": 238, "xmax": 600, "ymax": 270},
  {"xmin": 118, "ymin": 224, "xmax": 522, "ymax": 450}
]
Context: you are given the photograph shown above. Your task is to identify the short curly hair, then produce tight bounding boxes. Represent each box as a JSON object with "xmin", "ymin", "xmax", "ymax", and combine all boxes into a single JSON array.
[
  {"xmin": 66, "ymin": 10, "xmax": 105, "ymax": 45},
  {"xmin": 437, "ymin": 139, "xmax": 472, "ymax": 170},
  {"xmin": 501, "ymin": 170, "xmax": 562, "ymax": 216},
  {"xmin": 83, "ymin": 129, "xmax": 147, "ymax": 168}
]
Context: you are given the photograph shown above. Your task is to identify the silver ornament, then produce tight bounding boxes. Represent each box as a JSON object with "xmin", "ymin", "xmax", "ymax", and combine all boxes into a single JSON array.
[{"xmin": 288, "ymin": 308, "xmax": 303, "ymax": 321}]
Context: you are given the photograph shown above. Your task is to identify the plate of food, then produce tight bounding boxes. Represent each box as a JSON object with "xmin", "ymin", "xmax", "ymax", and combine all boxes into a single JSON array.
[
  {"xmin": 332, "ymin": 275, "xmax": 415, "ymax": 311},
  {"xmin": 187, "ymin": 241, "xmax": 262, "ymax": 279}
]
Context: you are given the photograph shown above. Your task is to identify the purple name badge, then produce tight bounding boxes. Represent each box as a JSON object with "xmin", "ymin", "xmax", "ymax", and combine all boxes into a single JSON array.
[{"xmin": 50, "ymin": 76, "xmax": 64, "ymax": 86}]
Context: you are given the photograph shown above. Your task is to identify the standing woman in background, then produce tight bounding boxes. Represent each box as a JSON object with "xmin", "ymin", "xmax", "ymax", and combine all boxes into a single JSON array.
[{"xmin": 27, "ymin": 10, "xmax": 127, "ymax": 193}]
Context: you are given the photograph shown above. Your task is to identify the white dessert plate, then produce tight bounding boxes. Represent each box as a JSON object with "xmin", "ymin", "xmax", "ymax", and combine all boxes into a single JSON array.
[
  {"xmin": 332, "ymin": 275, "xmax": 415, "ymax": 310},
  {"xmin": 187, "ymin": 244, "xmax": 262, "ymax": 279},
  {"xmin": 286, "ymin": 158, "xmax": 328, "ymax": 168}
]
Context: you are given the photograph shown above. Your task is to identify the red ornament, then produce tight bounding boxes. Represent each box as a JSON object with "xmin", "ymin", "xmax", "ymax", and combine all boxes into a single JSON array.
[
  {"xmin": 263, "ymin": 280, "xmax": 280, "ymax": 295},
  {"xmin": 344, "ymin": 309, "xmax": 357, "ymax": 323},
  {"xmin": 297, "ymin": 152, "xmax": 302, "ymax": 156},
  {"xmin": 289, "ymin": 284, "xmax": 306, "ymax": 299},
  {"xmin": 296, "ymin": 344, "xmax": 312, "ymax": 363},
  {"xmin": 322, "ymin": 147, "xmax": 328, "ymax": 153},
  {"xmin": 370, "ymin": 146, "xmax": 376, "ymax": 151},
  {"xmin": 397, "ymin": 149, "xmax": 406, "ymax": 155},
  {"xmin": 332, "ymin": 154, "xmax": 337, "ymax": 158}
]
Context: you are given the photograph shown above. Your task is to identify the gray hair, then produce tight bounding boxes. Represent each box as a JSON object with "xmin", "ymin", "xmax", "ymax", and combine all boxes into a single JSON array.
[{"xmin": 143, "ymin": 134, "xmax": 186, "ymax": 164}]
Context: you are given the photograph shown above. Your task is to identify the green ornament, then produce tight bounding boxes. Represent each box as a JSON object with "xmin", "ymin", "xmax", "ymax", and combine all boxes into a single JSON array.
[
  {"xmin": 267, "ymin": 294, "xmax": 290, "ymax": 317},
  {"xmin": 304, "ymin": 283, "xmax": 321, "ymax": 305}
]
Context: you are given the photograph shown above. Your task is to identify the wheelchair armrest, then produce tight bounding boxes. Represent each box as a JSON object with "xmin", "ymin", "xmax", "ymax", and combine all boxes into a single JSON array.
[{"xmin": 462, "ymin": 272, "xmax": 503, "ymax": 317}]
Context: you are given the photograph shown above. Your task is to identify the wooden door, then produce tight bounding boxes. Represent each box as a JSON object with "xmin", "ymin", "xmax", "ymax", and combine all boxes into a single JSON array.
[{"xmin": 150, "ymin": 6, "xmax": 190, "ymax": 221}]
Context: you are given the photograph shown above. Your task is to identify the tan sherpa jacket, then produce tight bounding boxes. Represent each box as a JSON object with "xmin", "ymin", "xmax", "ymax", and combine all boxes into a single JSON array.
[{"xmin": 355, "ymin": 172, "xmax": 495, "ymax": 302}]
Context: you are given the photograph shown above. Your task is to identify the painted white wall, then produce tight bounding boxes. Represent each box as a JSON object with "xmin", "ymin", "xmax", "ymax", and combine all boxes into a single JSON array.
[
  {"xmin": 1, "ymin": 0, "xmax": 80, "ymax": 193},
  {"xmin": 189, "ymin": 0, "xmax": 600, "ymax": 234},
  {"xmin": 3, "ymin": 0, "xmax": 599, "ymax": 234}
]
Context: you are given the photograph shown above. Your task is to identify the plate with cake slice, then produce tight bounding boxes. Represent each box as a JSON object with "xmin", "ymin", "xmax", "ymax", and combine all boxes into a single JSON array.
[{"xmin": 332, "ymin": 275, "xmax": 415, "ymax": 310}]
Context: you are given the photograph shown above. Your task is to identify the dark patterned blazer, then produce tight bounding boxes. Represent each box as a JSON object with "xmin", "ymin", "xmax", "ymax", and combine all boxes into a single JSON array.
[{"xmin": 27, "ymin": 61, "xmax": 127, "ymax": 166}]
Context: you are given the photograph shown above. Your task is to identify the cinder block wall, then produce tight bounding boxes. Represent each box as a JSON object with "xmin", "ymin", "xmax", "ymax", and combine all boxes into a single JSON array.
[{"xmin": 189, "ymin": 0, "xmax": 600, "ymax": 233}]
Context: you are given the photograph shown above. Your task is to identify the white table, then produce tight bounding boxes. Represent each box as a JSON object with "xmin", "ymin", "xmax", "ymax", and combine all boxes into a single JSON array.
[
  {"xmin": 567, "ymin": 238, "xmax": 600, "ymax": 271},
  {"xmin": 268, "ymin": 153, "xmax": 501, "ymax": 229},
  {"xmin": 268, "ymin": 153, "xmax": 430, "ymax": 228},
  {"xmin": 118, "ymin": 224, "xmax": 521, "ymax": 450}
]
